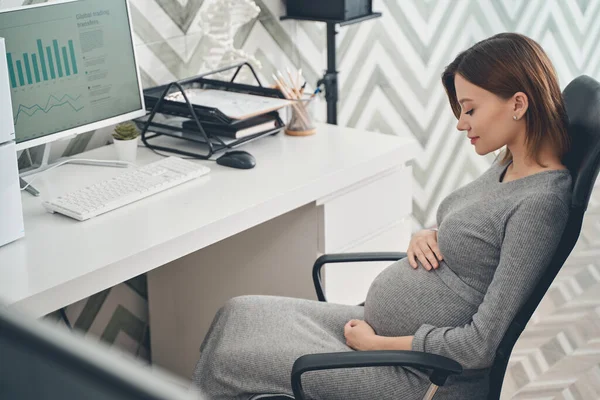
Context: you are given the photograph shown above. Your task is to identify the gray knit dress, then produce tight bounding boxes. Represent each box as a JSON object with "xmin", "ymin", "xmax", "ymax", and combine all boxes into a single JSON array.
[{"xmin": 191, "ymin": 154, "xmax": 572, "ymax": 400}]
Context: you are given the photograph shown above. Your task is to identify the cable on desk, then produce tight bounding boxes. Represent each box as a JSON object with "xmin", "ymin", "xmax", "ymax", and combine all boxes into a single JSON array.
[{"xmin": 20, "ymin": 158, "xmax": 137, "ymax": 192}]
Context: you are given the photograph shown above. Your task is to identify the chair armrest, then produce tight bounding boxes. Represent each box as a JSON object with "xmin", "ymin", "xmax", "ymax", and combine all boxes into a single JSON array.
[
  {"xmin": 313, "ymin": 252, "xmax": 407, "ymax": 302},
  {"xmin": 291, "ymin": 350, "xmax": 462, "ymax": 400}
]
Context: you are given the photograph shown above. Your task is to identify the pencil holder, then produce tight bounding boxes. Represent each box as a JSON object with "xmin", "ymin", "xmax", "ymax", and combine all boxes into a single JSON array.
[{"xmin": 285, "ymin": 97, "xmax": 316, "ymax": 136}]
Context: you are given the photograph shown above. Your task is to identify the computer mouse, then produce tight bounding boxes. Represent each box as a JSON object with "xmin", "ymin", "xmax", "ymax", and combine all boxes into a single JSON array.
[{"xmin": 216, "ymin": 150, "xmax": 256, "ymax": 169}]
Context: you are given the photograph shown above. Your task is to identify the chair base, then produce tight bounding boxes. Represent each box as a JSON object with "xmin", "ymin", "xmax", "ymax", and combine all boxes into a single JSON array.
[{"xmin": 249, "ymin": 383, "xmax": 440, "ymax": 400}]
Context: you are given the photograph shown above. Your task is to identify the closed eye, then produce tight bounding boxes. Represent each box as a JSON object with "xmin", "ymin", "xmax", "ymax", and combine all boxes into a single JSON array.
[{"xmin": 465, "ymin": 109, "xmax": 474, "ymax": 116}]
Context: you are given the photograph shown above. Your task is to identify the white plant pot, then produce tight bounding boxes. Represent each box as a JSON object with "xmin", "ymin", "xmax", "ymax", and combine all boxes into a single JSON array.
[{"xmin": 113, "ymin": 137, "xmax": 138, "ymax": 163}]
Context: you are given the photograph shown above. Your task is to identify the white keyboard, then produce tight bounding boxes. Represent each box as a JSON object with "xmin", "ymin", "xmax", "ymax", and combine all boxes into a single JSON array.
[{"xmin": 43, "ymin": 157, "xmax": 210, "ymax": 221}]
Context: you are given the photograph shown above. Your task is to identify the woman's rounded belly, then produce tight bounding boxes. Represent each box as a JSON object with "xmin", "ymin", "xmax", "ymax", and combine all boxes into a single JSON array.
[{"xmin": 363, "ymin": 258, "xmax": 478, "ymax": 337}]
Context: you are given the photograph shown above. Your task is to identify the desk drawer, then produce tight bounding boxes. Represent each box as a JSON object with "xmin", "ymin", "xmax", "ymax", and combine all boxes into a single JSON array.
[
  {"xmin": 318, "ymin": 166, "xmax": 411, "ymax": 253},
  {"xmin": 323, "ymin": 219, "xmax": 411, "ymax": 305}
]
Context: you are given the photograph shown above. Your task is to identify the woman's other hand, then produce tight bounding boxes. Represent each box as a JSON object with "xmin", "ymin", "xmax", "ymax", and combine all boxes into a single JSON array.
[
  {"xmin": 344, "ymin": 319, "xmax": 378, "ymax": 351},
  {"xmin": 407, "ymin": 229, "xmax": 443, "ymax": 270}
]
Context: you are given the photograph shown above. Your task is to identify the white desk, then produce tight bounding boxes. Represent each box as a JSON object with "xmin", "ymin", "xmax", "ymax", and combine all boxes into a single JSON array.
[{"xmin": 0, "ymin": 123, "xmax": 417, "ymax": 378}]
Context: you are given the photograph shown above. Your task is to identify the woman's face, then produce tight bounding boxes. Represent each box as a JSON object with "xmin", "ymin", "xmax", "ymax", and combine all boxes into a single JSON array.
[{"xmin": 454, "ymin": 74, "xmax": 522, "ymax": 156}]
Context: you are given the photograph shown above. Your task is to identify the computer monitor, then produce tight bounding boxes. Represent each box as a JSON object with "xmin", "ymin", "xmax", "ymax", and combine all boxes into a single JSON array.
[
  {"xmin": 0, "ymin": 0, "xmax": 145, "ymax": 151},
  {"xmin": 0, "ymin": 305, "xmax": 202, "ymax": 400}
]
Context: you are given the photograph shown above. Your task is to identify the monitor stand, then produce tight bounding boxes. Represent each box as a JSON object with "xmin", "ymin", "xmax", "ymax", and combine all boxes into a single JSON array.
[{"xmin": 18, "ymin": 141, "xmax": 131, "ymax": 197}]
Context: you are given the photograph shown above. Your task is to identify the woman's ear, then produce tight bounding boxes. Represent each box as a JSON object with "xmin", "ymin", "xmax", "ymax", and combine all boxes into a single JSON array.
[{"xmin": 512, "ymin": 92, "xmax": 529, "ymax": 119}]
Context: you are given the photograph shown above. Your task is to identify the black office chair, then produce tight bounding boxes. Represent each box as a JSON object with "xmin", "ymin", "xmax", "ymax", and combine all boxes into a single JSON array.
[{"xmin": 257, "ymin": 74, "xmax": 600, "ymax": 400}]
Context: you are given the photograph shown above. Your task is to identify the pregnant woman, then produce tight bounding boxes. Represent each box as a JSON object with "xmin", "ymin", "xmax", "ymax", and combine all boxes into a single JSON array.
[{"xmin": 191, "ymin": 32, "xmax": 572, "ymax": 400}]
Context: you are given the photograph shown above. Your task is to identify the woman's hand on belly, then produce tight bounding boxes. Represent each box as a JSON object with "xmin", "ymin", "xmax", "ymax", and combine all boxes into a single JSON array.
[
  {"xmin": 344, "ymin": 319, "xmax": 415, "ymax": 351},
  {"xmin": 407, "ymin": 229, "xmax": 444, "ymax": 270},
  {"xmin": 344, "ymin": 319, "xmax": 378, "ymax": 351}
]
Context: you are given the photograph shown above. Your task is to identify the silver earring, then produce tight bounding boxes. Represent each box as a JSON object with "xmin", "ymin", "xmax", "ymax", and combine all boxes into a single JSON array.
[{"xmin": 513, "ymin": 115, "xmax": 518, "ymax": 120}]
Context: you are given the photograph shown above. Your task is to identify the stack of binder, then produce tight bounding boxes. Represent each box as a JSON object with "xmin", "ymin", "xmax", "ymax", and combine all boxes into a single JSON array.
[
  {"xmin": 172, "ymin": 88, "xmax": 290, "ymax": 140},
  {"xmin": 138, "ymin": 62, "xmax": 289, "ymax": 160},
  {"xmin": 182, "ymin": 111, "xmax": 281, "ymax": 140}
]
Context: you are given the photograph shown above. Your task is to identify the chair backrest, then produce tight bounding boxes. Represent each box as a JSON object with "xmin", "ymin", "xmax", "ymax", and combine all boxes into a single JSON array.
[{"xmin": 488, "ymin": 75, "xmax": 600, "ymax": 399}]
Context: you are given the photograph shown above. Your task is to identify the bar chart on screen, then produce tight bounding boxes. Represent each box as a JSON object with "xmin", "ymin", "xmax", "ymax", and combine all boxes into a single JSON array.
[
  {"xmin": 6, "ymin": 38, "xmax": 79, "ymax": 88},
  {"xmin": 6, "ymin": 39, "xmax": 79, "ymax": 89}
]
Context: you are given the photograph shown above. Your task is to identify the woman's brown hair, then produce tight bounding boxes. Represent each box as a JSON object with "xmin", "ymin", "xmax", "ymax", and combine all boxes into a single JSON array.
[{"xmin": 442, "ymin": 32, "xmax": 570, "ymax": 166}]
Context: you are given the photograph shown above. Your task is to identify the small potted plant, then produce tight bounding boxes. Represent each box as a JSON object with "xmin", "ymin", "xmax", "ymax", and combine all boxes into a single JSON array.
[{"xmin": 112, "ymin": 121, "xmax": 140, "ymax": 162}]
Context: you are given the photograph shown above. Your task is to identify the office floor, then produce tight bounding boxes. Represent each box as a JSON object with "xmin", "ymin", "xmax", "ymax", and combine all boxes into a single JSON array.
[{"xmin": 500, "ymin": 183, "xmax": 600, "ymax": 399}]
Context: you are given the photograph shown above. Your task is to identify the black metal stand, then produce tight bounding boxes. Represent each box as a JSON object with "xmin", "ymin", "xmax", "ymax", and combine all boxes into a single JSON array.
[
  {"xmin": 136, "ymin": 62, "xmax": 286, "ymax": 159},
  {"xmin": 319, "ymin": 23, "xmax": 339, "ymax": 124},
  {"xmin": 280, "ymin": 13, "xmax": 382, "ymax": 125}
]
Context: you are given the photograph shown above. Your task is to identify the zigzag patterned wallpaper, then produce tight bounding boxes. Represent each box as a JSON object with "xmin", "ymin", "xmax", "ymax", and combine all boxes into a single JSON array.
[{"xmin": 3, "ymin": 0, "xmax": 600, "ymax": 398}]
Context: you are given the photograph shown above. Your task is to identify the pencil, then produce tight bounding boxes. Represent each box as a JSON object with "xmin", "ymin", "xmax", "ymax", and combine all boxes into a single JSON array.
[
  {"xmin": 286, "ymin": 68, "xmax": 301, "ymax": 98},
  {"xmin": 273, "ymin": 74, "xmax": 311, "ymax": 126}
]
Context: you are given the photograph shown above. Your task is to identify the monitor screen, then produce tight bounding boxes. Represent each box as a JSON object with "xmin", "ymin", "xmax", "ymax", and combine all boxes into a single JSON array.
[{"xmin": 0, "ymin": 0, "xmax": 145, "ymax": 150}]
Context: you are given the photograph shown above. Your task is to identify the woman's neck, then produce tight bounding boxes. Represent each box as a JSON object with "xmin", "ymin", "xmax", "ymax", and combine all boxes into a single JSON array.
[{"xmin": 507, "ymin": 143, "xmax": 565, "ymax": 176}]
